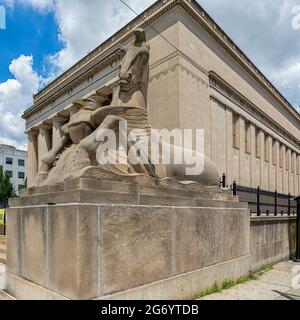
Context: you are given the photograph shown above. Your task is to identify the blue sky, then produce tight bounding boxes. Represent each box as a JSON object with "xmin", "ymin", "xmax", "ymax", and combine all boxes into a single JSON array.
[
  {"xmin": 0, "ymin": 0, "xmax": 300, "ymax": 150},
  {"xmin": 0, "ymin": 3, "xmax": 61, "ymax": 83}
]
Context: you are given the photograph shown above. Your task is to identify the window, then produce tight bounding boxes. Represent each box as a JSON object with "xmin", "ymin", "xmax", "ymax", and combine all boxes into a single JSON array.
[
  {"xmin": 297, "ymin": 155, "xmax": 300, "ymax": 174},
  {"xmin": 6, "ymin": 171, "xmax": 13, "ymax": 178},
  {"xmin": 255, "ymin": 128, "xmax": 260, "ymax": 158},
  {"xmin": 233, "ymin": 113, "xmax": 240, "ymax": 149},
  {"xmin": 245, "ymin": 121, "xmax": 251, "ymax": 154},
  {"xmin": 264, "ymin": 135, "xmax": 269, "ymax": 162},
  {"xmin": 18, "ymin": 159, "xmax": 25, "ymax": 167},
  {"xmin": 5, "ymin": 157, "xmax": 12, "ymax": 165},
  {"xmin": 18, "ymin": 172, "xmax": 25, "ymax": 179}
]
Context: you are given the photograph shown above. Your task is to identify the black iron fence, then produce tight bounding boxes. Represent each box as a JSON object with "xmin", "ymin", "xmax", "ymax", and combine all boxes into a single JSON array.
[{"xmin": 220, "ymin": 174, "xmax": 297, "ymax": 217}]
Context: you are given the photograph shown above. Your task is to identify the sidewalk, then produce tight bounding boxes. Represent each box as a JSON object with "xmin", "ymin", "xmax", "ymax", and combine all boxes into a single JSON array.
[
  {"xmin": 199, "ymin": 261, "xmax": 300, "ymax": 300},
  {"xmin": 0, "ymin": 264, "xmax": 5, "ymax": 291},
  {"xmin": 1, "ymin": 260, "xmax": 300, "ymax": 300}
]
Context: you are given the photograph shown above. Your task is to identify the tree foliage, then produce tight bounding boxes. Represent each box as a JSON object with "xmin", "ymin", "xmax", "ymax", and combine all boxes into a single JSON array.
[{"xmin": 0, "ymin": 165, "xmax": 16, "ymax": 201}]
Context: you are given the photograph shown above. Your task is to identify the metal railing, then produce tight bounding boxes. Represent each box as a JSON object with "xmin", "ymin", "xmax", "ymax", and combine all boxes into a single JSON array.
[{"xmin": 220, "ymin": 174, "xmax": 297, "ymax": 217}]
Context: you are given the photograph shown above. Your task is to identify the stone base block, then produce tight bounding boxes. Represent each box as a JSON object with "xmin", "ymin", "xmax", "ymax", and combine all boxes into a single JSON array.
[
  {"xmin": 5, "ymin": 255, "xmax": 250, "ymax": 300},
  {"xmin": 6, "ymin": 180, "xmax": 250, "ymax": 300}
]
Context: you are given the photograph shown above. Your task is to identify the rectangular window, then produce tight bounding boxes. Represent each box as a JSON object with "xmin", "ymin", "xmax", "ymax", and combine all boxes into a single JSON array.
[
  {"xmin": 233, "ymin": 113, "xmax": 240, "ymax": 149},
  {"xmin": 272, "ymin": 140, "xmax": 277, "ymax": 165},
  {"xmin": 255, "ymin": 128, "xmax": 260, "ymax": 158},
  {"xmin": 6, "ymin": 171, "xmax": 13, "ymax": 178},
  {"xmin": 286, "ymin": 149, "xmax": 289, "ymax": 171},
  {"xmin": 18, "ymin": 159, "xmax": 25, "ymax": 167},
  {"xmin": 245, "ymin": 121, "xmax": 251, "ymax": 154},
  {"xmin": 264, "ymin": 135, "xmax": 269, "ymax": 162},
  {"xmin": 297, "ymin": 155, "xmax": 300, "ymax": 174},
  {"xmin": 18, "ymin": 172, "xmax": 25, "ymax": 179},
  {"xmin": 5, "ymin": 157, "xmax": 12, "ymax": 165}
]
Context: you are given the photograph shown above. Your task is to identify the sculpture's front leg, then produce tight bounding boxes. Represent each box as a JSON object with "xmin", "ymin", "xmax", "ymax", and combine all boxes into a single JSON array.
[
  {"xmin": 35, "ymin": 135, "xmax": 70, "ymax": 185},
  {"xmin": 72, "ymin": 115, "xmax": 125, "ymax": 172}
]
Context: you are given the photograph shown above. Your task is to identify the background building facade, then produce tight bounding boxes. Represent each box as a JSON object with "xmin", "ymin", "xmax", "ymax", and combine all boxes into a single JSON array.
[
  {"xmin": 22, "ymin": 0, "xmax": 300, "ymax": 195},
  {"xmin": 0, "ymin": 144, "xmax": 27, "ymax": 195}
]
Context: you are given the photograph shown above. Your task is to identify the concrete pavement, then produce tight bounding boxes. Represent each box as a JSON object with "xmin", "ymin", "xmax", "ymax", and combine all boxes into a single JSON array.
[{"xmin": 200, "ymin": 261, "xmax": 300, "ymax": 300}]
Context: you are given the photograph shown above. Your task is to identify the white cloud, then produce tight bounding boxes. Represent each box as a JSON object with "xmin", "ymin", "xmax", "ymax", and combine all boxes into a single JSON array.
[
  {"xmin": 20, "ymin": 0, "xmax": 54, "ymax": 11},
  {"xmin": 199, "ymin": 0, "xmax": 300, "ymax": 110},
  {"xmin": 0, "ymin": 55, "xmax": 43, "ymax": 149},
  {"xmin": 271, "ymin": 59, "xmax": 300, "ymax": 108},
  {"xmin": 47, "ymin": 0, "xmax": 156, "ymax": 71},
  {"xmin": 3, "ymin": 0, "xmax": 55, "ymax": 11}
]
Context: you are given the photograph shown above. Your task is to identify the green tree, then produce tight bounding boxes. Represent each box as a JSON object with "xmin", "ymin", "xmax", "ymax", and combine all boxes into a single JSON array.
[{"xmin": 0, "ymin": 165, "xmax": 16, "ymax": 201}]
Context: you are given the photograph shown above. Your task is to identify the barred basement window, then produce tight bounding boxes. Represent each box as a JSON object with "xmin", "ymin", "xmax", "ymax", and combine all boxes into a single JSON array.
[{"xmin": 233, "ymin": 113, "xmax": 240, "ymax": 149}]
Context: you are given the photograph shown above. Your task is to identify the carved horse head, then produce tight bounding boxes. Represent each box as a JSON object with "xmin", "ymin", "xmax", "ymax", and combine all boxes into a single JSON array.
[{"xmin": 113, "ymin": 28, "xmax": 150, "ymax": 108}]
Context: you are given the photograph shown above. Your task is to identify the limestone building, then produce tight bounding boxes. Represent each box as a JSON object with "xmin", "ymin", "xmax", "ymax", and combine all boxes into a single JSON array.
[
  {"xmin": 23, "ymin": 0, "xmax": 300, "ymax": 195},
  {"xmin": 0, "ymin": 144, "xmax": 27, "ymax": 194}
]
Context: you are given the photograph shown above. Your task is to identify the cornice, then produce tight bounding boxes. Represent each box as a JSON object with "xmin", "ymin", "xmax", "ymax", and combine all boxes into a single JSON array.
[
  {"xmin": 179, "ymin": 0, "xmax": 300, "ymax": 122},
  {"xmin": 23, "ymin": 47, "xmax": 123, "ymax": 120},
  {"xmin": 26, "ymin": 0, "xmax": 299, "ymax": 124}
]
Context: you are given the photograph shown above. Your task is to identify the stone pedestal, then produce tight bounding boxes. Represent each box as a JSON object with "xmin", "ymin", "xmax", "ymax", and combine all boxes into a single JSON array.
[{"xmin": 5, "ymin": 179, "xmax": 251, "ymax": 300}]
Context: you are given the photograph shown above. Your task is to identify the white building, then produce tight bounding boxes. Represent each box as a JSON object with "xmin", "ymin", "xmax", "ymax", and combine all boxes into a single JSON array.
[{"xmin": 0, "ymin": 144, "xmax": 27, "ymax": 195}]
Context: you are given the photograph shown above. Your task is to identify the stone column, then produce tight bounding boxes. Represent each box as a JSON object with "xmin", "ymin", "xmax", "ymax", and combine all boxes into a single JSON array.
[
  {"xmin": 52, "ymin": 117, "xmax": 66, "ymax": 147},
  {"xmin": 288, "ymin": 149, "xmax": 292, "ymax": 194},
  {"xmin": 226, "ymin": 108, "xmax": 233, "ymax": 185},
  {"xmin": 38, "ymin": 124, "xmax": 52, "ymax": 170},
  {"xmin": 292, "ymin": 152, "xmax": 296, "ymax": 195},
  {"xmin": 250, "ymin": 124, "xmax": 256, "ymax": 188},
  {"xmin": 259, "ymin": 130, "xmax": 265, "ymax": 189},
  {"xmin": 275, "ymin": 141, "xmax": 281, "ymax": 193},
  {"xmin": 282, "ymin": 145, "xmax": 287, "ymax": 194},
  {"xmin": 268, "ymin": 136, "xmax": 273, "ymax": 190},
  {"xmin": 27, "ymin": 130, "xmax": 38, "ymax": 187},
  {"xmin": 239, "ymin": 117, "xmax": 245, "ymax": 186}
]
